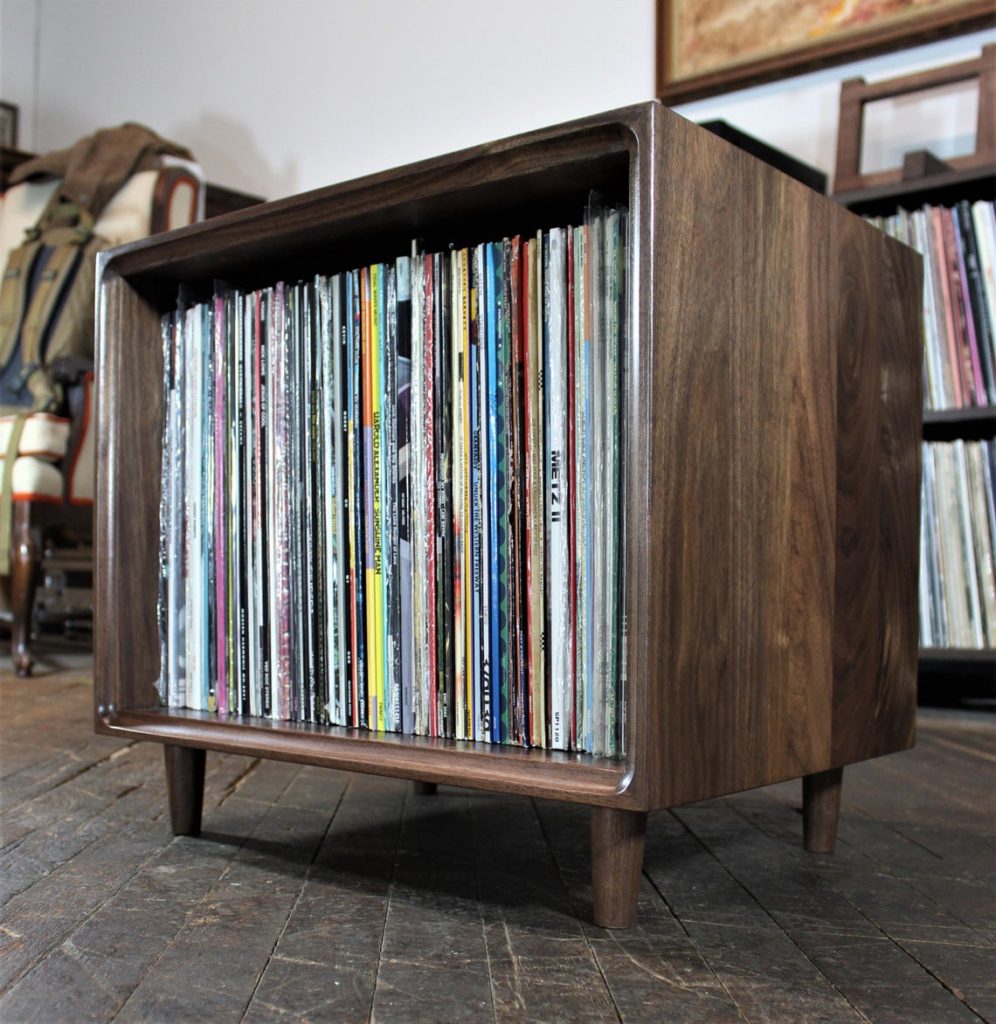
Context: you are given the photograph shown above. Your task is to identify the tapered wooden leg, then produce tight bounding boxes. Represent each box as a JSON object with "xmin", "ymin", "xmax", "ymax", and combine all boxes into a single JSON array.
[
  {"xmin": 803, "ymin": 766, "xmax": 843, "ymax": 853},
  {"xmin": 165, "ymin": 745, "xmax": 206, "ymax": 837},
  {"xmin": 411, "ymin": 780, "xmax": 437, "ymax": 796},
  {"xmin": 591, "ymin": 807, "xmax": 647, "ymax": 929},
  {"xmin": 10, "ymin": 503, "xmax": 39, "ymax": 678}
]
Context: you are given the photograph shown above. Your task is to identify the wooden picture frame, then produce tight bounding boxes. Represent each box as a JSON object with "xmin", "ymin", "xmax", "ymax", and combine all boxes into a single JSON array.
[
  {"xmin": 0, "ymin": 102, "xmax": 19, "ymax": 149},
  {"xmin": 658, "ymin": 0, "xmax": 996, "ymax": 105}
]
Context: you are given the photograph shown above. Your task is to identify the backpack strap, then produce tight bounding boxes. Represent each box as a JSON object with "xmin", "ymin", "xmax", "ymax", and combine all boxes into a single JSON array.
[
  {"xmin": 0, "ymin": 239, "xmax": 43, "ymax": 368},
  {"xmin": 18, "ymin": 240, "xmax": 87, "ymax": 412},
  {"xmin": 14, "ymin": 201, "xmax": 96, "ymax": 412},
  {"xmin": 0, "ymin": 412, "xmax": 28, "ymax": 575}
]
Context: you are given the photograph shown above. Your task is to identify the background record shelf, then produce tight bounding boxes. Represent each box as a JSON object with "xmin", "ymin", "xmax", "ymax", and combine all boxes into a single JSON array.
[{"xmin": 95, "ymin": 100, "xmax": 922, "ymax": 929}]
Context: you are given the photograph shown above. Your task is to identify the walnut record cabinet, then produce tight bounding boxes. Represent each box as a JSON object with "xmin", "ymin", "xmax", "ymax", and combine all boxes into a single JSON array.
[{"xmin": 94, "ymin": 101, "xmax": 922, "ymax": 929}]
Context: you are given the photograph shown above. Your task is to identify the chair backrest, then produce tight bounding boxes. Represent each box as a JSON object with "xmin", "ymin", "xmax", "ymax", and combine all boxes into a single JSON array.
[
  {"xmin": 0, "ymin": 155, "xmax": 204, "ymax": 271},
  {"xmin": 0, "ymin": 156, "xmax": 204, "ymax": 504}
]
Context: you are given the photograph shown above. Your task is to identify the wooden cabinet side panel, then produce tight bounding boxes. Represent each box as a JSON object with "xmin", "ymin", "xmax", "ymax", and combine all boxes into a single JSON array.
[
  {"xmin": 648, "ymin": 112, "xmax": 837, "ymax": 807},
  {"xmin": 830, "ymin": 218, "xmax": 921, "ymax": 766},
  {"xmin": 95, "ymin": 271, "xmax": 165, "ymax": 717}
]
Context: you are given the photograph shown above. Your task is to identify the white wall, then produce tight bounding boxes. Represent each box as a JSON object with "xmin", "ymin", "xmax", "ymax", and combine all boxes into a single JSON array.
[
  {"xmin": 4, "ymin": 2, "xmax": 992, "ymax": 199},
  {"xmin": 0, "ymin": 0, "xmax": 40, "ymax": 151},
  {"xmin": 16, "ymin": 0, "xmax": 656, "ymax": 199}
]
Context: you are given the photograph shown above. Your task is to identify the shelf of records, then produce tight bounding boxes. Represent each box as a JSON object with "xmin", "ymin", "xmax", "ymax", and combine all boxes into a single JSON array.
[
  {"xmin": 867, "ymin": 199, "xmax": 995, "ymax": 415},
  {"xmin": 919, "ymin": 439, "xmax": 996, "ymax": 653},
  {"xmin": 157, "ymin": 197, "xmax": 629, "ymax": 758}
]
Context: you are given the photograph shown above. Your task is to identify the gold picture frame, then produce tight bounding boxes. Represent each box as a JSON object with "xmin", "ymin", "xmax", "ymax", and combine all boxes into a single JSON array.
[{"xmin": 658, "ymin": 0, "xmax": 996, "ymax": 105}]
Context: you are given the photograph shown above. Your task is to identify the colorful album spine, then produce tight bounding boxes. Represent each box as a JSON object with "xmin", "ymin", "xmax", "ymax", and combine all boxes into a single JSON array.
[
  {"xmin": 256, "ymin": 290, "xmax": 271, "ymax": 718},
  {"xmin": 396, "ymin": 256, "xmax": 414, "ymax": 736},
  {"xmin": 508, "ymin": 237, "xmax": 524, "ymax": 745},
  {"xmin": 242, "ymin": 292, "xmax": 258, "ymax": 717},
  {"xmin": 451, "ymin": 249, "xmax": 466, "ymax": 740},
  {"xmin": 197, "ymin": 297, "xmax": 219, "ymax": 716},
  {"xmin": 384, "ymin": 265, "xmax": 401, "ymax": 732},
  {"xmin": 299, "ymin": 286, "xmax": 317, "ymax": 722},
  {"xmin": 362, "ymin": 269, "xmax": 379, "ymax": 729},
  {"xmin": 375, "ymin": 264, "xmax": 390, "ymax": 731},
  {"xmin": 292, "ymin": 287, "xmax": 306, "ymax": 719},
  {"xmin": 953, "ymin": 204, "xmax": 994, "ymax": 404},
  {"xmin": 326, "ymin": 277, "xmax": 339, "ymax": 724},
  {"xmin": 330, "ymin": 276, "xmax": 346, "ymax": 724},
  {"xmin": 202, "ymin": 302, "xmax": 215, "ymax": 714},
  {"xmin": 424, "ymin": 254, "xmax": 438, "ymax": 737},
  {"xmin": 409, "ymin": 247, "xmax": 425, "ymax": 735},
  {"xmin": 349, "ymin": 270, "xmax": 367, "ymax": 729},
  {"xmin": 485, "ymin": 242, "xmax": 502, "ymax": 743},
  {"xmin": 460, "ymin": 249, "xmax": 473, "ymax": 741},
  {"xmin": 546, "ymin": 228, "xmax": 570, "ymax": 750},
  {"xmin": 159, "ymin": 312, "xmax": 177, "ymax": 707},
  {"xmin": 957, "ymin": 202, "xmax": 996, "ymax": 406},
  {"xmin": 589, "ymin": 207, "xmax": 606, "ymax": 757},
  {"xmin": 497, "ymin": 241, "xmax": 512, "ymax": 743},
  {"xmin": 476, "ymin": 244, "xmax": 492, "ymax": 743},
  {"xmin": 525, "ymin": 234, "xmax": 546, "ymax": 748},
  {"xmin": 273, "ymin": 283, "xmax": 293, "ymax": 721},
  {"xmin": 188, "ymin": 302, "xmax": 200, "ymax": 711},
  {"xmin": 265, "ymin": 288, "xmax": 280, "ymax": 718},
  {"xmin": 437, "ymin": 252, "xmax": 455, "ymax": 738},
  {"xmin": 293, "ymin": 286, "xmax": 305, "ymax": 719},
  {"xmin": 468, "ymin": 247, "xmax": 483, "ymax": 742},
  {"xmin": 943, "ymin": 208, "xmax": 985, "ymax": 405},
  {"xmin": 931, "ymin": 207, "xmax": 966, "ymax": 406},
  {"xmin": 574, "ymin": 226, "xmax": 590, "ymax": 751},
  {"xmin": 311, "ymin": 282, "xmax": 327, "ymax": 722},
  {"xmin": 604, "ymin": 209, "xmax": 623, "ymax": 756}
]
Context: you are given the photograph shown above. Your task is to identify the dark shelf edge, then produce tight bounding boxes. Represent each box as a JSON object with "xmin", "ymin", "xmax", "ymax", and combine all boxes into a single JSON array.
[
  {"xmin": 918, "ymin": 647, "xmax": 996, "ymax": 667},
  {"xmin": 98, "ymin": 706, "xmax": 633, "ymax": 806},
  {"xmin": 834, "ymin": 164, "xmax": 996, "ymax": 213},
  {"xmin": 923, "ymin": 406, "xmax": 996, "ymax": 441}
]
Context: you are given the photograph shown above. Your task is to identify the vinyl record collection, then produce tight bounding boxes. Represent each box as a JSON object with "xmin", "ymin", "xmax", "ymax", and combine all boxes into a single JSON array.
[
  {"xmin": 868, "ymin": 200, "xmax": 996, "ymax": 411},
  {"xmin": 157, "ymin": 198, "xmax": 628, "ymax": 756},
  {"xmin": 920, "ymin": 440, "xmax": 996, "ymax": 650}
]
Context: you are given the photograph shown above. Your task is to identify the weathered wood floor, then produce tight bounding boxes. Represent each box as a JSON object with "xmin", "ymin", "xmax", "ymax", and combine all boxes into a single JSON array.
[{"xmin": 1, "ymin": 651, "xmax": 994, "ymax": 1023}]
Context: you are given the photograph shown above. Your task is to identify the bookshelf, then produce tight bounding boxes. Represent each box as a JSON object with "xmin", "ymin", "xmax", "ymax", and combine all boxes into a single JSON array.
[
  {"xmin": 95, "ymin": 101, "xmax": 922, "ymax": 929},
  {"xmin": 836, "ymin": 159, "xmax": 996, "ymax": 681}
]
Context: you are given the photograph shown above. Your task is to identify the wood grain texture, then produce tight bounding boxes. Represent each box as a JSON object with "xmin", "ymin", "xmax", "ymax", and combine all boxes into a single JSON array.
[
  {"xmin": 100, "ymin": 708, "xmax": 629, "ymax": 807},
  {"xmin": 9, "ymin": 502, "xmax": 39, "ymax": 678},
  {"xmin": 830, "ymin": 214, "xmax": 921, "ymax": 768},
  {"xmin": 647, "ymin": 106, "xmax": 837, "ymax": 808},
  {"xmin": 591, "ymin": 808, "xmax": 647, "ymax": 929},
  {"xmin": 803, "ymin": 766, "xmax": 843, "ymax": 853},
  {"xmin": 94, "ymin": 266, "xmax": 165, "ymax": 719},
  {"xmin": 164, "ymin": 745, "xmax": 205, "ymax": 837}
]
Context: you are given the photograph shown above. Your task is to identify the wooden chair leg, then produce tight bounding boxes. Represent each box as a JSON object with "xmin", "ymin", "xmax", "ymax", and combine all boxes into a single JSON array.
[
  {"xmin": 411, "ymin": 780, "xmax": 437, "ymax": 796},
  {"xmin": 165, "ymin": 744, "xmax": 206, "ymax": 837},
  {"xmin": 803, "ymin": 766, "xmax": 843, "ymax": 853},
  {"xmin": 10, "ymin": 503, "xmax": 40, "ymax": 678},
  {"xmin": 591, "ymin": 807, "xmax": 647, "ymax": 929}
]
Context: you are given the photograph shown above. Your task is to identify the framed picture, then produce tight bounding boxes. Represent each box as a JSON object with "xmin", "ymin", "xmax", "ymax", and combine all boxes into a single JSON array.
[
  {"xmin": 0, "ymin": 102, "xmax": 18, "ymax": 149},
  {"xmin": 658, "ymin": 0, "xmax": 996, "ymax": 104}
]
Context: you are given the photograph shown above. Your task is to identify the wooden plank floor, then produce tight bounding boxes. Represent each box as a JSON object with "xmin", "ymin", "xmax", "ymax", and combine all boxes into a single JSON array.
[{"xmin": 1, "ymin": 649, "xmax": 993, "ymax": 1023}]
